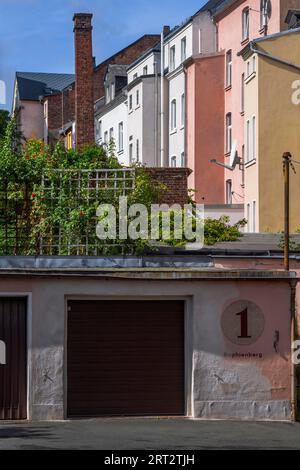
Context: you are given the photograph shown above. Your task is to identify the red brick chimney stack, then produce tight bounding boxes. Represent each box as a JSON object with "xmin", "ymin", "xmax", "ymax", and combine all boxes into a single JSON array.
[{"xmin": 73, "ymin": 13, "xmax": 95, "ymax": 147}]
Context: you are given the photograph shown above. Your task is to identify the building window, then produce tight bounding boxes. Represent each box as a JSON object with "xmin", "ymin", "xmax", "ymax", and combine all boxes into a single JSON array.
[
  {"xmin": 246, "ymin": 119, "xmax": 250, "ymax": 162},
  {"xmin": 66, "ymin": 130, "xmax": 73, "ymax": 150},
  {"xmin": 110, "ymin": 128, "xmax": 114, "ymax": 140},
  {"xmin": 253, "ymin": 201, "xmax": 256, "ymax": 232},
  {"xmin": 181, "ymin": 37, "xmax": 187, "ymax": 62},
  {"xmin": 105, "ymin": 86, "xmax": 110, "ymax": 103},
  {"xmin": 171, "ymin": 156, "xmax": 177, "ymax": 167},
  {"xmin": 111, "ymin": 83, "xmax": 115, "ymax": 100},
  {"xmin": 226, "ymin": 50, "xmax": 232, "ymax": 88},
  {"xmin": 136, "ymin": 139, "xmax": 140, "ymax": 162},
  {"xmin": 260, "ymin": 0, "xmax": 271, "ymax": 29},
  {"xmin": 247, "ymin": 203, "xmax": 251, "ymax": 231},
  {"xmin": 241, "ymin": 73, "xmax": 245, "ymax": 112},
  {"xmin": 226, "ymin": 180, "xmax": 233, "ymax": 204},
  {"xmin": 129, "ymin": 95, "xmax": 133, "ymax": 111},
  {"xmin": 118, "ymin": 122, "xmax": 124, "ymax": 152},
  {"xmin": 242, "ymin": 8, "xmax": 250, "ymax": 41},
  {"xmin": 133, "ymin": 73, "xmax": 138, "ymax": 80},
  {"xmin": 181, "ymin": 93, "xmax": 185, "ymax": 127},
  {"xmin": 252, "ymin": 116, "xmax": 256, "ymax": 160},
  {"xmin": 252, "ymin": 55, "xmax": 256, "ymax": 73},
  {"xmin": 171, "ymin": 99, "xmax": 177, "ymax": 131},
  {"xmin": 129, "ymin": 143, "xmax": 133, "ymax": 162},
  {"xmin": 96, "ymin": 119, "xmax": 102, "ymax": 141},
  {"xmin": 170, "ymin": 46, "xmax": 176, "ymax": 72},
  {"xmin": 226, "ymin": 113, "xmax": 232, "ymax": 153},
  {"xmin": 242, "ymin": 144, "xmax": 245, "ymax": 187},
  {"xmin": 104, "ymin": 131, "xmax": 108, "ymax": 145},
  {"xmin": 181, "ymin": 152, "xmax": 185, "ymax": 167},
  {"xmin": 143, "ymin": 65, "xmax": 148, "ymax": 75},
  {"xmin": 136, "ymin": 89, "xmax": 140, "ymax": 107}
]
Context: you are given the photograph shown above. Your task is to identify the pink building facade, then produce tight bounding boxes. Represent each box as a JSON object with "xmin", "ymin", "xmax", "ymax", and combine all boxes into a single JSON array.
[{"xmin": 214, "ymin": 0, "xmax": 298, "ymax": 204}]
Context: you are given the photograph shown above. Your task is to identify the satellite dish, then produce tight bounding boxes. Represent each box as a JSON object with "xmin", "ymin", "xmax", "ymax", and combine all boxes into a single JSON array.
[{"xmin": 229, "ymin": 140, "xmax": 238, "ymax": 168}]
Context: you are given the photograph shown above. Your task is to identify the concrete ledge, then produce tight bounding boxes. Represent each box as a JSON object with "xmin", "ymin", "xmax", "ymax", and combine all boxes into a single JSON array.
[{"xmin": 194, "ymin": 401, "xmax": 293, "ymax": 421}]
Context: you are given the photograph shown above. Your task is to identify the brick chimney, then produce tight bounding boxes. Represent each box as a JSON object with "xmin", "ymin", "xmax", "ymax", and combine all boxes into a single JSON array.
[
  {"xmin": 163, "ymin": 25, "xmax": 171, "ymax": 36},
  {"xmin": 73, "ymin": 13, "xmax": 95, "ymax": 147}
]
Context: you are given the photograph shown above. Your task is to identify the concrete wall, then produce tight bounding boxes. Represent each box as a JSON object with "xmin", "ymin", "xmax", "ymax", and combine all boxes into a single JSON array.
[{"xmin": 0, "ymin": 273, "xmax": 293, "ymax": 421}]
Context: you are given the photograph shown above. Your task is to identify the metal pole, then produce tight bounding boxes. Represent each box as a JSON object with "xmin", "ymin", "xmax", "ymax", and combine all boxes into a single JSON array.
[{"xmin": 283, "ymin": 152, "xmax": 291, "ymax": 271}]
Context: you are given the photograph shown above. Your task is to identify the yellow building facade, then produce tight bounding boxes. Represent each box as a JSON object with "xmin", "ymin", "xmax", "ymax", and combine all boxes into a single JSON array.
[{"xmin": 242, "ymin": 29, "xmax": 300, "ymax": 233}]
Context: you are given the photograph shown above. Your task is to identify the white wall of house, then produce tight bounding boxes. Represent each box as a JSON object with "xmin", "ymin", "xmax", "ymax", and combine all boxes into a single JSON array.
[
  {"xmin": 96, "ymin": 98, "xmax": 129, "ymax": 166},
  {"xmin": 168, "ymin": 71, "xmax": 185, "ymax": 168},
  {"xmin": 127, "ymin": 82, "xmax": 143, "ymax": 164},
  {"xmin": 128, "ymin": 51, "xmax": 160, "ymax": 84}
]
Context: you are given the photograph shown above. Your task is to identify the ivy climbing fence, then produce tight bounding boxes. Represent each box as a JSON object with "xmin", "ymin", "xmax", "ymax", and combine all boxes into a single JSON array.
[{"xmin": 0, "ymin": 168, "xmax": 136, "ymax": 256}]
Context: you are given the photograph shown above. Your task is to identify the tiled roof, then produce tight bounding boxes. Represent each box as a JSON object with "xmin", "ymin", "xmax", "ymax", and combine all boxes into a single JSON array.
[{"xmin": 16, "ymin": 72, "xmax": 75, "ymax": 101}]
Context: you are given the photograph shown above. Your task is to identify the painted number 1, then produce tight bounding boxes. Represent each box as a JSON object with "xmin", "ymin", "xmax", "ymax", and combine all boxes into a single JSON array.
[{"xmin": 236, "ymin": 308, "xmax": 252, "ymax": 339}]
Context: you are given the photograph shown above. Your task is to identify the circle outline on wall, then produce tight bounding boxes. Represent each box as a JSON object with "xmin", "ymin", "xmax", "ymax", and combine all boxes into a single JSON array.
[{"xmin": 221, "ymin": 300, "xmax": 265, "ymax": 346}]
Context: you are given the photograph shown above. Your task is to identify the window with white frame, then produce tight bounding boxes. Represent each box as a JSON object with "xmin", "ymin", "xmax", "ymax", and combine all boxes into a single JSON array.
[
  {"xmin": 252, "ymin": 200, "xmax": 256, "ymax": 232},
  {"xmin": 226, "ymin": 113, "xmax": 232, "ymax": 153},
  {"xmin": 247, "ymin": 203, "xmax": 251, "ymax": 231},
  {"xmin": 181, "ymin": 37, "xmax": 187, "ymax": 62},
  {"xmin": 105, "ymin": 86, "xmax": 110, "ymax": 103},
  {"xmin": 260, "ymin": 0, "xmax": 271, "ymax": 29},
  {"xmin": 109, "ymin": 127, "xmax": 114, "ymax": 141},
  {"xmin": 136, "ymin": 89, "xmax": 140, "ymax": 107},
  {"xmin": 129, "ymin": 143, "xmax": 133, "ymax": 162},
  {"xmin": 136, "ymin": 139, "xmax": 140, "ymax": 162},
  {"xmin": 252, "ymin": 116, "xmax": 256, "ymax": 160},
  {"xmin": 133, "ymin": 73, "xmax": 138, "ymax": 80},
  {"xmin": 143, "ymin": 65, "xmax": 148, "ymax": 75},
  {"xmin": 226, "ymin": 50, "xmax": 232, "ymax": 88},
  {"xmin": 226, "ymin": 179, "xmax": 233, "ymax": 204},
  {"xmin": 129, "ymin": 94, "xmax": 133, "ymax": 111},
  {"xmin": 171, "ymin": 99, "xmax": 177, "ymax": 131},
  {"xmin": 171, "ymin": 156, "xmax": 177, "ymax": 167},
  {"xmin": 252, "ymin": 55, "xmax": 256, "ymax": 73},
  {"xmin": 170, "ymin": 46, "xmax": 176, "ymax": 72},
  {"xmin": 241, "ymin": 73, "xmax": 245, "ymax": 112},
  {"xmin": 104, "ymin": 131, "xmax": 108, "ymax": 145},
  {"xmin": 118, "ymin": 122, "xmax": 124, "ymax": 152},
  {"xmin": 246, "ymin": 119, "xmax": 250, "ymax": 162},
  {"xmin": 242, "ymin": 8, "xmax": 250, "ymax": 41},
  {"xmin": 181, "ymin": 93, "xmax": 185, "ymax": 127},
  {"xmin": 97, "ymin": 119, "xmax": 102, "ymax": 141},
  {"xmin": 181, "ymin": 152, "xmax": 185, "ymax": 167},
  {"xmin": 111, "ymin": 83, "xmax": 115, "ymax": 100}
]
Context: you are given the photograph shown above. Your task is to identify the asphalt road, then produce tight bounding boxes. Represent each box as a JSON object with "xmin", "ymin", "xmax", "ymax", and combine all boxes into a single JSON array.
[{"xmin": 0, "ymin": 418, "xmax": 300, "ymax": 450}]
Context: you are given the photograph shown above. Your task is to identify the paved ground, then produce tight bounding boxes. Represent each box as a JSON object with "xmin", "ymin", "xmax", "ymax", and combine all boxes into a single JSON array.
[{"xmin": 0, "ymin": 418, "xmax": 300, "ymax": 450}]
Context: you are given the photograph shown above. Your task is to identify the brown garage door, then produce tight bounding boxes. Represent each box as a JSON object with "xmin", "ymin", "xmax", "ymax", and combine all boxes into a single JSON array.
[
  {"xmin": 67, "ymin": 300, "xmax": 185, "ymax": 417},
  {"xmin": 0, "ymin": 298, "xmax": 27, "ymax": 420}
]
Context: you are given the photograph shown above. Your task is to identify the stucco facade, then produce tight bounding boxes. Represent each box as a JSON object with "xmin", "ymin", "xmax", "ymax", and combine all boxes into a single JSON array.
[
  {"xmin": 215, "ymin": 0, "xmax": 300, "ymax": 206},
  {"xmin": 0, "ymin": 264, "xmax": 295, "ymax": 421},
  {"xmin": 243, "ymin": 30, "xmax": 300, "ymax": 232}
]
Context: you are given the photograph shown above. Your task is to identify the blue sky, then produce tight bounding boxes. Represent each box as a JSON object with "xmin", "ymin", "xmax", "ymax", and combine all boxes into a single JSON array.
[{"xmin": 0, "ymin": 0, "xmax": 206, "ymax": 111}]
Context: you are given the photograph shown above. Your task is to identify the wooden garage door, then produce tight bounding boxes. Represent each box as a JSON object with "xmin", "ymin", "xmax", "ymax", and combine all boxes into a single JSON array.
[
  {"xmin": 67, "ymin": 300, "xmax": 185, "ymax": 417},
  {"xmin": 0, "ymin": 298, "xmax": 27, "ymax": 420}
]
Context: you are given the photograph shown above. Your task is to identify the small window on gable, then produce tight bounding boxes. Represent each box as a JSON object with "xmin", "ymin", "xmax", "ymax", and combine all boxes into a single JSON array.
[{"xmin": 242, "ymin": 8, "xmax": 250, "ymax": 41}]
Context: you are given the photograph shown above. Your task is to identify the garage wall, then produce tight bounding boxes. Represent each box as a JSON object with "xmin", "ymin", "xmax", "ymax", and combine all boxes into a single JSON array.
[{"xmin": 0, "ymin": 276, "xmax": 292, "ymax": 421}]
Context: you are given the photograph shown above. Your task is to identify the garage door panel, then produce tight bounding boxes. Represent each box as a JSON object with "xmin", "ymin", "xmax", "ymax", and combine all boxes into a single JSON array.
[{"xmin": 67, "ymin": 300, "xmax": 185, "ymax": 417}]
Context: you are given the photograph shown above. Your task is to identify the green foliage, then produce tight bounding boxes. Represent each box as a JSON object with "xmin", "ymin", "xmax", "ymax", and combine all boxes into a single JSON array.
[
  {"xmin": 0, "ymin": 120, "xmax": 245, "ymax": 255},
  {"xmin": 0, "ymin": 110, "xmax": 9, "ymax": 141},
  {"xmin": 204, "ymin": 216, "xmax": 247, "ymax": 246}
]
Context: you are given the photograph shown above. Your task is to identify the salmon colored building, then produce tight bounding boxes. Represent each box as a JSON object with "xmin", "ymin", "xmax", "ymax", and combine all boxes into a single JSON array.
[
  {"xmin": 185, "ymin": 52, "xmax": 225, "ymax": 205},
  {"xmin": 184, "ymin": 0, "xmax": 299, "ymax": 219}
]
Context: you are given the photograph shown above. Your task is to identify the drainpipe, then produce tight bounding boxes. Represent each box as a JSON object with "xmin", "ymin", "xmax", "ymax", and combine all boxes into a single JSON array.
[
  {"xmin": 154, "ymin": 58, "xmax": 159, "ymax": 166},
  {"xmin": 291, "ymin": 279, "xmax": 297, "ymax": 421},
  {"xmin": 160, "ymin": 31, "xmax": 165, "ymax": 167}
]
